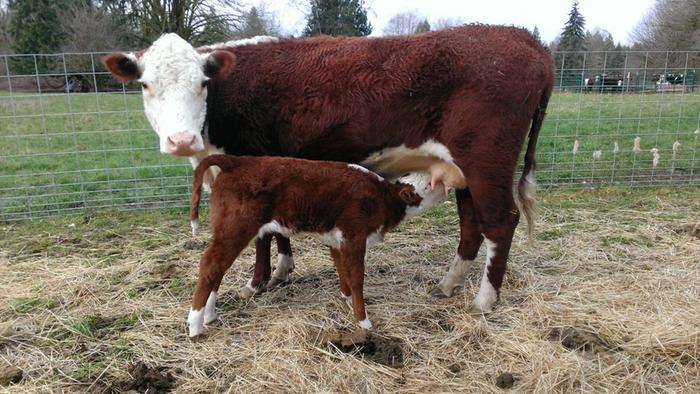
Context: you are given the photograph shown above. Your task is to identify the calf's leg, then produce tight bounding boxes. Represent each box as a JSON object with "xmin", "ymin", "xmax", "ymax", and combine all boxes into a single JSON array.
[
  {"xmin": 239, "ymin": 234, "xmax": 273, "ymax": 299},
  {"xmin": 188, "ymin": 232, "xmax": 253, "ymax": 337},
  {"xmin": 268, "ymin": 234, "xmax": 295, "ymax": 288},
  {"xmin": 336, "ymin": 241, "xmax": 371, "ymax": 329}
]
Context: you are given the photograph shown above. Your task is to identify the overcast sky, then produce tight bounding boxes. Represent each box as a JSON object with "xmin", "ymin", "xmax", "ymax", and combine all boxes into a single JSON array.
[{"xmin": 246, "ymin": 0, "xmax": 657, "ymax": 45}]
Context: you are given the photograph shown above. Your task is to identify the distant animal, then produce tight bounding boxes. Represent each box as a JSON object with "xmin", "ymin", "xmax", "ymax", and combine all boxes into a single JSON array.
[
  {"xmin": 102, "ymin": 25, "xmax": 554, "ymax": 313},
  {"xmin": 186, "ymin": 154, "xmax": 446, "ymax": 337}
]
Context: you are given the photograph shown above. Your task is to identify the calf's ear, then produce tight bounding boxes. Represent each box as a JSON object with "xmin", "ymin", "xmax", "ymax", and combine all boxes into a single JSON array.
[
  {"xmin": 101, "ymin": 53, "xmax": 140, "ymax": 82},
  {"xmin": 398, "ymin": 185, "xmax": 422, "ymax": 206},
  {"xmin": 204, "ymin": 50, "xmax": 236, "ymax": 81}
]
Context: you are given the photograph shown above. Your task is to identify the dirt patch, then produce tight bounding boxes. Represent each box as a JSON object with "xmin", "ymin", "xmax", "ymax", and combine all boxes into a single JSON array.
[
  {"xmin": 496, "ymin": 372, "xmax": 515, "ymax": 389},
  {"xmin": 321, "ymin": 329, "xmax": 404, "ymax": 368},
  {"xmin": 549, "ymin": 327, "xmax": 613, "ymax": 353},
  {"xmin": 183, "ymin": 239, "xmax": 207, "ymax": 250},
  {"xmin": 112, "ymin": 362, "xmax": 176, "ymax": 393},
  {"xmin": 0, "ymin": 363, "xmax": 23, "ymax": 386}
]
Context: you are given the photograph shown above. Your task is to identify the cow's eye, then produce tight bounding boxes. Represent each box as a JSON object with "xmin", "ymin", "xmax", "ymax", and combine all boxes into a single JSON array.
[
  {"xmin": 141, "ymin": 82, "xmax": 149, "ymax": 90},
  {"xmin": 201, "ymin": 80, "xmax": 209, "ymax": 88}
]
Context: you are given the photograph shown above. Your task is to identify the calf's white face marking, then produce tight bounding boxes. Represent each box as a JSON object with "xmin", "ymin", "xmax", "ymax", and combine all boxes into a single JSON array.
[{"xmin": 398, "ymin": 172, "xmax": 448, "ymax": 218}]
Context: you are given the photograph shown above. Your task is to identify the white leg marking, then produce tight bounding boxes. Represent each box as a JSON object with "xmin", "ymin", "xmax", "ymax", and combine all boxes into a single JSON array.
[
  {"xmin": 187, "ymin": 308, "xmax": 205, "ymax": 337},
  {"xmin": 436, "ymin": 254, "xmax": 474, "ymax": 296},
  {"xmin": 272, "ymin": 254, "xmax": 294, "ymax": 281},
  {"xmin": 238, "ymin": 278, "xmax": 258, "ymax": 299},
  {"xmin": 190, "ymin": 219, "xmax": 199, "ymax": 237},
  {"xmin": 473, "ymin": 238, "xmax": 499, "ymax": 313},
  {"xmin": 267, "ymin": 253, "xmax": 295, "ymax": 289},
  {"xmin": 203, "ymin": 291, "xmax": 217, "ymax": 324},
  {"xmin": 358, "ymin": 317, "xmax": 373, "ymax": 330}
]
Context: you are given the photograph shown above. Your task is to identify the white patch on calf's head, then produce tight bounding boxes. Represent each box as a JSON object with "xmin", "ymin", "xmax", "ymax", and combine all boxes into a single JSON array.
[{"xmin": 398, "ymin": 172, "xmax": 447, "ymax": 218}]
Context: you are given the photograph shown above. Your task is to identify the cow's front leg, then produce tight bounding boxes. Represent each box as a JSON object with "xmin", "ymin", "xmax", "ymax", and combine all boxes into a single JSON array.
[
  {"xmin": 239, "ymin": 234, "xmax": 273, "ymax": 299},
  {"xmin": 267, "ymin": 234, "xmax": 295, "ymax": 289}
]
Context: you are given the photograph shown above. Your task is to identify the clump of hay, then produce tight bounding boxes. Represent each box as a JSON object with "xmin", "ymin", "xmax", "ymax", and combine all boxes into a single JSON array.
[{"xmin": 0, "ymin": 189, "xmax": 698, "ymax": 392}]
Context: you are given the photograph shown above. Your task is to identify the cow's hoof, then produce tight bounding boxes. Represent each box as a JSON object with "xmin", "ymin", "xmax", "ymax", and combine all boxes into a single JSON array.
[{"xmin": 429, "ymin": 286, "xmax": 452, "ymax": 298}]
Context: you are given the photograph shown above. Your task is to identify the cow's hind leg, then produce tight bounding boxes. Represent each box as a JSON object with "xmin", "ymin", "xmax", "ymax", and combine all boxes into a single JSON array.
[
  {"xmin": 189, "ymin": 231, "xmax": 253, "ymax": 337},
  {"xmin": 239, "ymin": 234, "xmax": 273, "ymax": 299},
  {"xmin": 431, "ymin": 188, "xmax": 483, "ymax": 298},
  {"xmin": 267, "ymin": 235, "xmax": 295, "ymax": 289},
  {"xmin": 469, "ymin": 179, "xmax": 520, "ymax": 314}
]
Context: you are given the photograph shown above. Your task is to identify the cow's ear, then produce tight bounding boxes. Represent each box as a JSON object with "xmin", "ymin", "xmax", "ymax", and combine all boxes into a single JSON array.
[
  {"xmin": 204, "ymin": 50, "xmax": 235, "ymax": 81},
  {"xmin": 398, "ymin": 185, "xmax": 422, "ymax": 206},
  {"xmin": 101, "ymin": 53, "xmax": 140, "ymax": 82}
]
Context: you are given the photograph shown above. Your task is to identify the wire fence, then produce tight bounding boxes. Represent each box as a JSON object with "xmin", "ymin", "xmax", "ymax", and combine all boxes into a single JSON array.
[{"xmin": 1, "ymin": 50, "xmax": 699, "ymax": 221}]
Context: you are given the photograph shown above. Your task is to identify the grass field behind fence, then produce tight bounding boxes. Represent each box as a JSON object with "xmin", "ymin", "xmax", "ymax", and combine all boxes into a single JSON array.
[{"xmin": 1, "ymin": 90, "xmax": 700, "ymax": 221}]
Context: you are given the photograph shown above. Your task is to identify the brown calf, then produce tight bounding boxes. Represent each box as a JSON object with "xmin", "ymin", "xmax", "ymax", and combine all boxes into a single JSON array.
[{"xmin": 187, "ymin": 154, "xmax": 445, "ymax": 337}]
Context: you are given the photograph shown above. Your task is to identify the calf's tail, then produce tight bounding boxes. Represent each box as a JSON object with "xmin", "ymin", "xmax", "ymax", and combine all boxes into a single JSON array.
[
  {"xmin": 190, "ymin": 154, "xmax": 236, "ymax": 236},
  {"xmin": 517, "ymin": 86, "xmax": 551, "ymax": 241}
]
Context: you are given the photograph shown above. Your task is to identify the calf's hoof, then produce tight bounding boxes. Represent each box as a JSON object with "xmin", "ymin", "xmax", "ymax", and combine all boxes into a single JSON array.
[
  {"xmin": 187, "ymin": 308, "xmax": 205, "ymax": 337},
  {"xmin": 238, "ymin": 279, "xmax": 263, "ymax": 299},
  {"xmin": 358, "ymin": 318, "xmax": 373, "ymax": 330}
]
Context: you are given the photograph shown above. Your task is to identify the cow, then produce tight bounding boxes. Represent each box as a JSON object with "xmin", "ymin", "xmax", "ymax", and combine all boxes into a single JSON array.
[
  {"xmin": 102, "ymin": 25, "xmax": 554, "ymax": 314},
  {"xmin": 187, "ymin": 154, "xmax": 446, "ymax": 336}
]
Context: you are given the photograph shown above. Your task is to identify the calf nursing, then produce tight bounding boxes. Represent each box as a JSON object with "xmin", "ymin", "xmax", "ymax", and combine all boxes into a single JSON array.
[{"xmin": 187, "ymin": 154, "xmax": 445, "ymax": 337}]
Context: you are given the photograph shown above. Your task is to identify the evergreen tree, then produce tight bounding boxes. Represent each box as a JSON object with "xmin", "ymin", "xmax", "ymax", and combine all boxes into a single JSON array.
[
  {"xmin": 304, "ymin": 0, "xmax": 372, "ymax": 37},
  {"xmin": 414, "ymin": 19, "xmax": 430, "ymax": 34},
  {"xmin": 532, "ymin": 25, "xmax": 541, "ymax": 43},
  {"xmin": 555, "ymin": 1, "xmax": 587, "ymax": 89},
  {"xmin": 9, "ymin": 0, "xmax": 68, "ymax": 73},
  {"xmin": 234, "ymin": 6, "xmax": 280, "ymax": 39}
]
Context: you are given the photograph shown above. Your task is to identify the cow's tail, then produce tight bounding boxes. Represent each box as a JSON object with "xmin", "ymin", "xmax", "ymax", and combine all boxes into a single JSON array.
[
  {"xmin": 190, "ymin": 154, "xmax": 235, "ymax": 237},
  {"xmin": 517, "ymin": 88, "xmax": 551, "ymax": 242}
]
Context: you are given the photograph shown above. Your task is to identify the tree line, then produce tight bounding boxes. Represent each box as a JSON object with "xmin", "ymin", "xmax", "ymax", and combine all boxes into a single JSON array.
[{"xmin": 1, "ymin": 0, "xmax": 698, "ymax": 75}]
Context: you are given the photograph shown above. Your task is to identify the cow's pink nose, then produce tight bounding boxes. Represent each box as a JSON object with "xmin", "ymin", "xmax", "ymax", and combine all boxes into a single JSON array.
[{"xmin": 166, "ymin": 132, "xmax": 197, "ymax": 156}]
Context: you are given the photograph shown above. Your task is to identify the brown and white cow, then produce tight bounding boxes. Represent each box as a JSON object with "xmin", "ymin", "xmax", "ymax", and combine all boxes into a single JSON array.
[
  {"xmin": 187, "ymin": 154, "xmax": 446, "ymax": 336},
  {"xmin": 102, "ymin": 25, "xmax": 554, "ymax": 313}
]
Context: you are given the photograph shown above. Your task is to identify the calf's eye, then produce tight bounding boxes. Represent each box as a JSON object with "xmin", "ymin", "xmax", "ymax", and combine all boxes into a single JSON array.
[{"xmin": 141, "ymin": 83, "xmax": 149, "ymax": 90}]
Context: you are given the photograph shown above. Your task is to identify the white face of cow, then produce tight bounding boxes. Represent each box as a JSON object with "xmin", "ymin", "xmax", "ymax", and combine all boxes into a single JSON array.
[{"xmin": 101, "ymin": 33, "xmax": 235, "ymax": 156}]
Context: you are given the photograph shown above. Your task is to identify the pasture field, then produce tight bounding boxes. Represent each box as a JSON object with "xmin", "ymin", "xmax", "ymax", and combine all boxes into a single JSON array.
[
  {"xmin": 1, "ymin": 89, "xmax": 700, "ymax": 220},
  {"xmin": 1, "ymin": 187, "xmax": 698, "ymax": 392}
]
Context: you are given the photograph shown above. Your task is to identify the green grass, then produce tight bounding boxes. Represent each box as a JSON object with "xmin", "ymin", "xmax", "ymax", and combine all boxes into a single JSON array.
[{"xmin": 1, "ymin": 90, "xmax": 699, "ymax": 221}]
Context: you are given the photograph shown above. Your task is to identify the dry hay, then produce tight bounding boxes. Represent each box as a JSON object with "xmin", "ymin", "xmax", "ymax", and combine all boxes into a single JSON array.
[{"xmin": 0, "ymin": 188, "xmax": 698, "ymax": 393}]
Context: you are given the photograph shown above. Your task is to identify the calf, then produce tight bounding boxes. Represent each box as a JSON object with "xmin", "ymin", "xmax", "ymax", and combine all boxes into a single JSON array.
[{"xmin": 187, "ymin": 155, "xmax": 445, "ymax": 337}]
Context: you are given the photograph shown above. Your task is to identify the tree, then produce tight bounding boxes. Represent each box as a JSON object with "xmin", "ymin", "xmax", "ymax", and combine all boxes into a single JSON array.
[
  {"xmin": 632, "ymin": 0, "xmax": 700, "ymax": 51},
  {"xmin": 554, "ymin": 1, "xmax": 587, "ymax": 88},
  {"xmin": 383, "ymin": 11, "xmax": 422, "ymax": 36},
  {"xmin": 414, "ymin": 19, "xmax": 430, "ymax": 34},
  {"xmin": 234, "ymin": 6, "xmax": 281, "ymax": 39},
  {"xmin": 9, "ymin": 0, "xmax": 68, "ymax": 72},
  {"xmin": 59, "ymin": 2, "xmax": 123, "ymax": 53},
  {"xmin": 126, "ymin": 0, "xmax": 242, "ymax": 46},
  {"xmin": 0, "ymin": 4, "xmax": 10, "ymax": 54},
  {"xmin": 432, "ymin": 18, "xmax": 463, "ymax": 31},
  {"xmin": 532, "ymin": 25, "xmax": 541, "ymax": 43},
  {"xmin": 584, "ymin": 28, "xmax": 616, "ymax": 73},
  {"xmin": 304, "ymin": 0, "xmax": 372, "ymax": 37}
]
